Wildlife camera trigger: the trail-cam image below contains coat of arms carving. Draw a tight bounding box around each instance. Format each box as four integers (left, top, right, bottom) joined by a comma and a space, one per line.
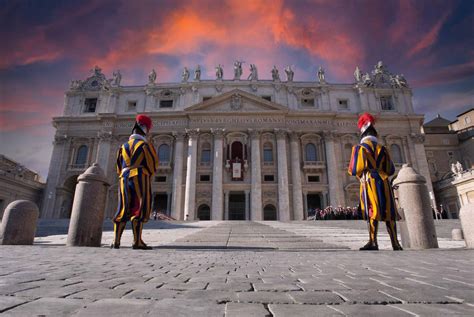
231, 94, 242, 110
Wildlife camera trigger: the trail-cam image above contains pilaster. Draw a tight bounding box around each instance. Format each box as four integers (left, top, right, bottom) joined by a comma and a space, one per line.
275, 129, 290, 221
183, 129, 199, 220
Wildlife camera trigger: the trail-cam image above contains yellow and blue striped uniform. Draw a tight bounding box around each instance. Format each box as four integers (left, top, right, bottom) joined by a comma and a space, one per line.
114, 135, 158, 224
348, 137, 396, 222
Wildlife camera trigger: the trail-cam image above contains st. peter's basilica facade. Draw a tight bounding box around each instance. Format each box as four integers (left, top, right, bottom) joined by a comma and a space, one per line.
41, 62, 432, 221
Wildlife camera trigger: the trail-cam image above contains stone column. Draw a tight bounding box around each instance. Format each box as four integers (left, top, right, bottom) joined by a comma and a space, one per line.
275, 129, 290, 221
224, 191, 229, 220
323, 132, 343, 207
166, 192, 172, 216
95, 132, 113, 176
290, 132, 304, 220
249, 129, 262, 220
211, 128, 225, 220
183, 129, 199, 220
0, 200, 39, 245
171, 132, 185, 220
245, 190, 250, 220
393, 164, 438, 249
460, 203, 474, 248
303, 192, 308, 219
410, 134, 436, 206
41, 135, 70, 218
67, 163, 110, 247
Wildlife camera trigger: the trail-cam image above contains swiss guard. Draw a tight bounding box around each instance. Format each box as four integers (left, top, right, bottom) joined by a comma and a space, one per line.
348, 113, 403, 251
112, 114, 158, 250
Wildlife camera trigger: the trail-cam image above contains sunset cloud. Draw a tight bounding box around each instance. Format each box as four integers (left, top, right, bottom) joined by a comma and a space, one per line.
0, 0, 472, 178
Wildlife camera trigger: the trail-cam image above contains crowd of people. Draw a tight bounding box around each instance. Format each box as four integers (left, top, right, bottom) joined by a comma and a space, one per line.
307, 206, 362, 220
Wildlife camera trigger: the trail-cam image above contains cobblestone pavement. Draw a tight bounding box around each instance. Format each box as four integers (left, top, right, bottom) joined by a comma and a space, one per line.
1, 221, 473, 316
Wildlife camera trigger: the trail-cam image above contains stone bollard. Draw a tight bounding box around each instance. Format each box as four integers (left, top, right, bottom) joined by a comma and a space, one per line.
393, 164, 438, 249
460, 203, 474, 248
0, 200, 39, 245
67, 163, 110, 247
451, 229, 464, 241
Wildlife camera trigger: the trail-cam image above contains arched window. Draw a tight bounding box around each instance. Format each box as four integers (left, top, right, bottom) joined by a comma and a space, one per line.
197, 204, 210, 220
158, 144, 170, 163
390, 144, 403, 164
305, 143, 317, 161
201, 142, 211, 163
263, 204, 277, 221
75, 145, 88, 165
263, 142, 273, 163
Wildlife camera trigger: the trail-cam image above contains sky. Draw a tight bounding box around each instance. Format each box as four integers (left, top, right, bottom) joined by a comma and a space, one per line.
0, 0, 473, 181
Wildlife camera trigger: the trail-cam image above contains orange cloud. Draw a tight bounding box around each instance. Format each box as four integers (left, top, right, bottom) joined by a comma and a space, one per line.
407, 12, 450, 58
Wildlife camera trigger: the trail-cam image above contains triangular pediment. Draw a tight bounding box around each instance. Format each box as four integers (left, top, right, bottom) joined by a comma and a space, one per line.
185, 89, 288, 113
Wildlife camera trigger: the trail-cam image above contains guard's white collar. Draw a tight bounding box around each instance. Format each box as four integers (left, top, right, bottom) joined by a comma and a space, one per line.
130, 134, 147, 142
361, 135, 378, 144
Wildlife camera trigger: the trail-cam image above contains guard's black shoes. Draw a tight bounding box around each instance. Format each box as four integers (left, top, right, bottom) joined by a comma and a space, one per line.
132, 243, 153, 250
392, 244, 403, 251
110, 243, 120, 249
359, 241, 379, 251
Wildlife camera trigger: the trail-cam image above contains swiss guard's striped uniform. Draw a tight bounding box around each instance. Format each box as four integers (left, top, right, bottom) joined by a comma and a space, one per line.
348, 113, 402, 251
112, 115, 158, 249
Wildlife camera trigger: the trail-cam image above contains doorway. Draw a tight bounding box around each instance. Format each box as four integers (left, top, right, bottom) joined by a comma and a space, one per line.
229, 192, 246, 220
307, 193, 322, 218
153, 193, 168, 215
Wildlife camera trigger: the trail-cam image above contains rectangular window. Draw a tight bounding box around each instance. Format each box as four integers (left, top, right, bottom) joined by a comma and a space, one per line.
159, 100, 173, 108
307, 175, 320, 182
155, 176, 167, 182
380, 96, 394, 110
301, 98, 314, 107
84, 98, 97, 113
199, 175, 211, 182
262, 96, 272, 102
127, 101, 137, 112
338, 99, 349, 109
264, 175, 275, 182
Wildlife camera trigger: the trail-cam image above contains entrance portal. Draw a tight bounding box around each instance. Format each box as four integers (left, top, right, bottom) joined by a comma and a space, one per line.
306, 193, 322, 218
228, 192, 246, 220
153, 193, 168, 215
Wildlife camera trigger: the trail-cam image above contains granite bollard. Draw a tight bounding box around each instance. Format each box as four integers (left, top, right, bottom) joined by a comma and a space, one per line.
393, 164, 438, 249
67, 163, 110, 247
0, 200, 39, 245
459, 203, 474, 248
451, 229, 464, 241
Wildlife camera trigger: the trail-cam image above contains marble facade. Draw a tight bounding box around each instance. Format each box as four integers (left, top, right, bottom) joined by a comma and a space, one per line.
41, 63, 431, 220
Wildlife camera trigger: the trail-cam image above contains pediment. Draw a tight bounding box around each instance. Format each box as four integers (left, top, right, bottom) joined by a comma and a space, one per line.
185, 89, 288, 113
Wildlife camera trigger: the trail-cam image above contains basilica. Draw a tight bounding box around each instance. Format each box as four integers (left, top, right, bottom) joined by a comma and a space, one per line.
40, 62, 432, 221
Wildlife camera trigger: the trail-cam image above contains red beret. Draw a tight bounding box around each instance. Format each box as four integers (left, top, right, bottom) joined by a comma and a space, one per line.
357, 113, 375, 133
136, 114, 152, 132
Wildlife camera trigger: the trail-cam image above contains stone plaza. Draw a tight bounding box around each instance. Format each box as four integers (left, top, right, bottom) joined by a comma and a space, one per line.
1, 220, 473, 316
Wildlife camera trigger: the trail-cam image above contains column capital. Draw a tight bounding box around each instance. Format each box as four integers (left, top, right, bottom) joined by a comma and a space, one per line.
211, 128, 226, 138
97, 131, 113, 141
53, 134, 69, 145
172, 131, 186, 141
274, 128, 289, 139
289, 131, 301, 142
322, 131, 336, 141
185, 128, 200, 139
248, 128, 262, 139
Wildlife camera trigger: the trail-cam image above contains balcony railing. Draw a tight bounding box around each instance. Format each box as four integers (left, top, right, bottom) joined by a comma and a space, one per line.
303, 160, 326, 171
68, 164, 87, 170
